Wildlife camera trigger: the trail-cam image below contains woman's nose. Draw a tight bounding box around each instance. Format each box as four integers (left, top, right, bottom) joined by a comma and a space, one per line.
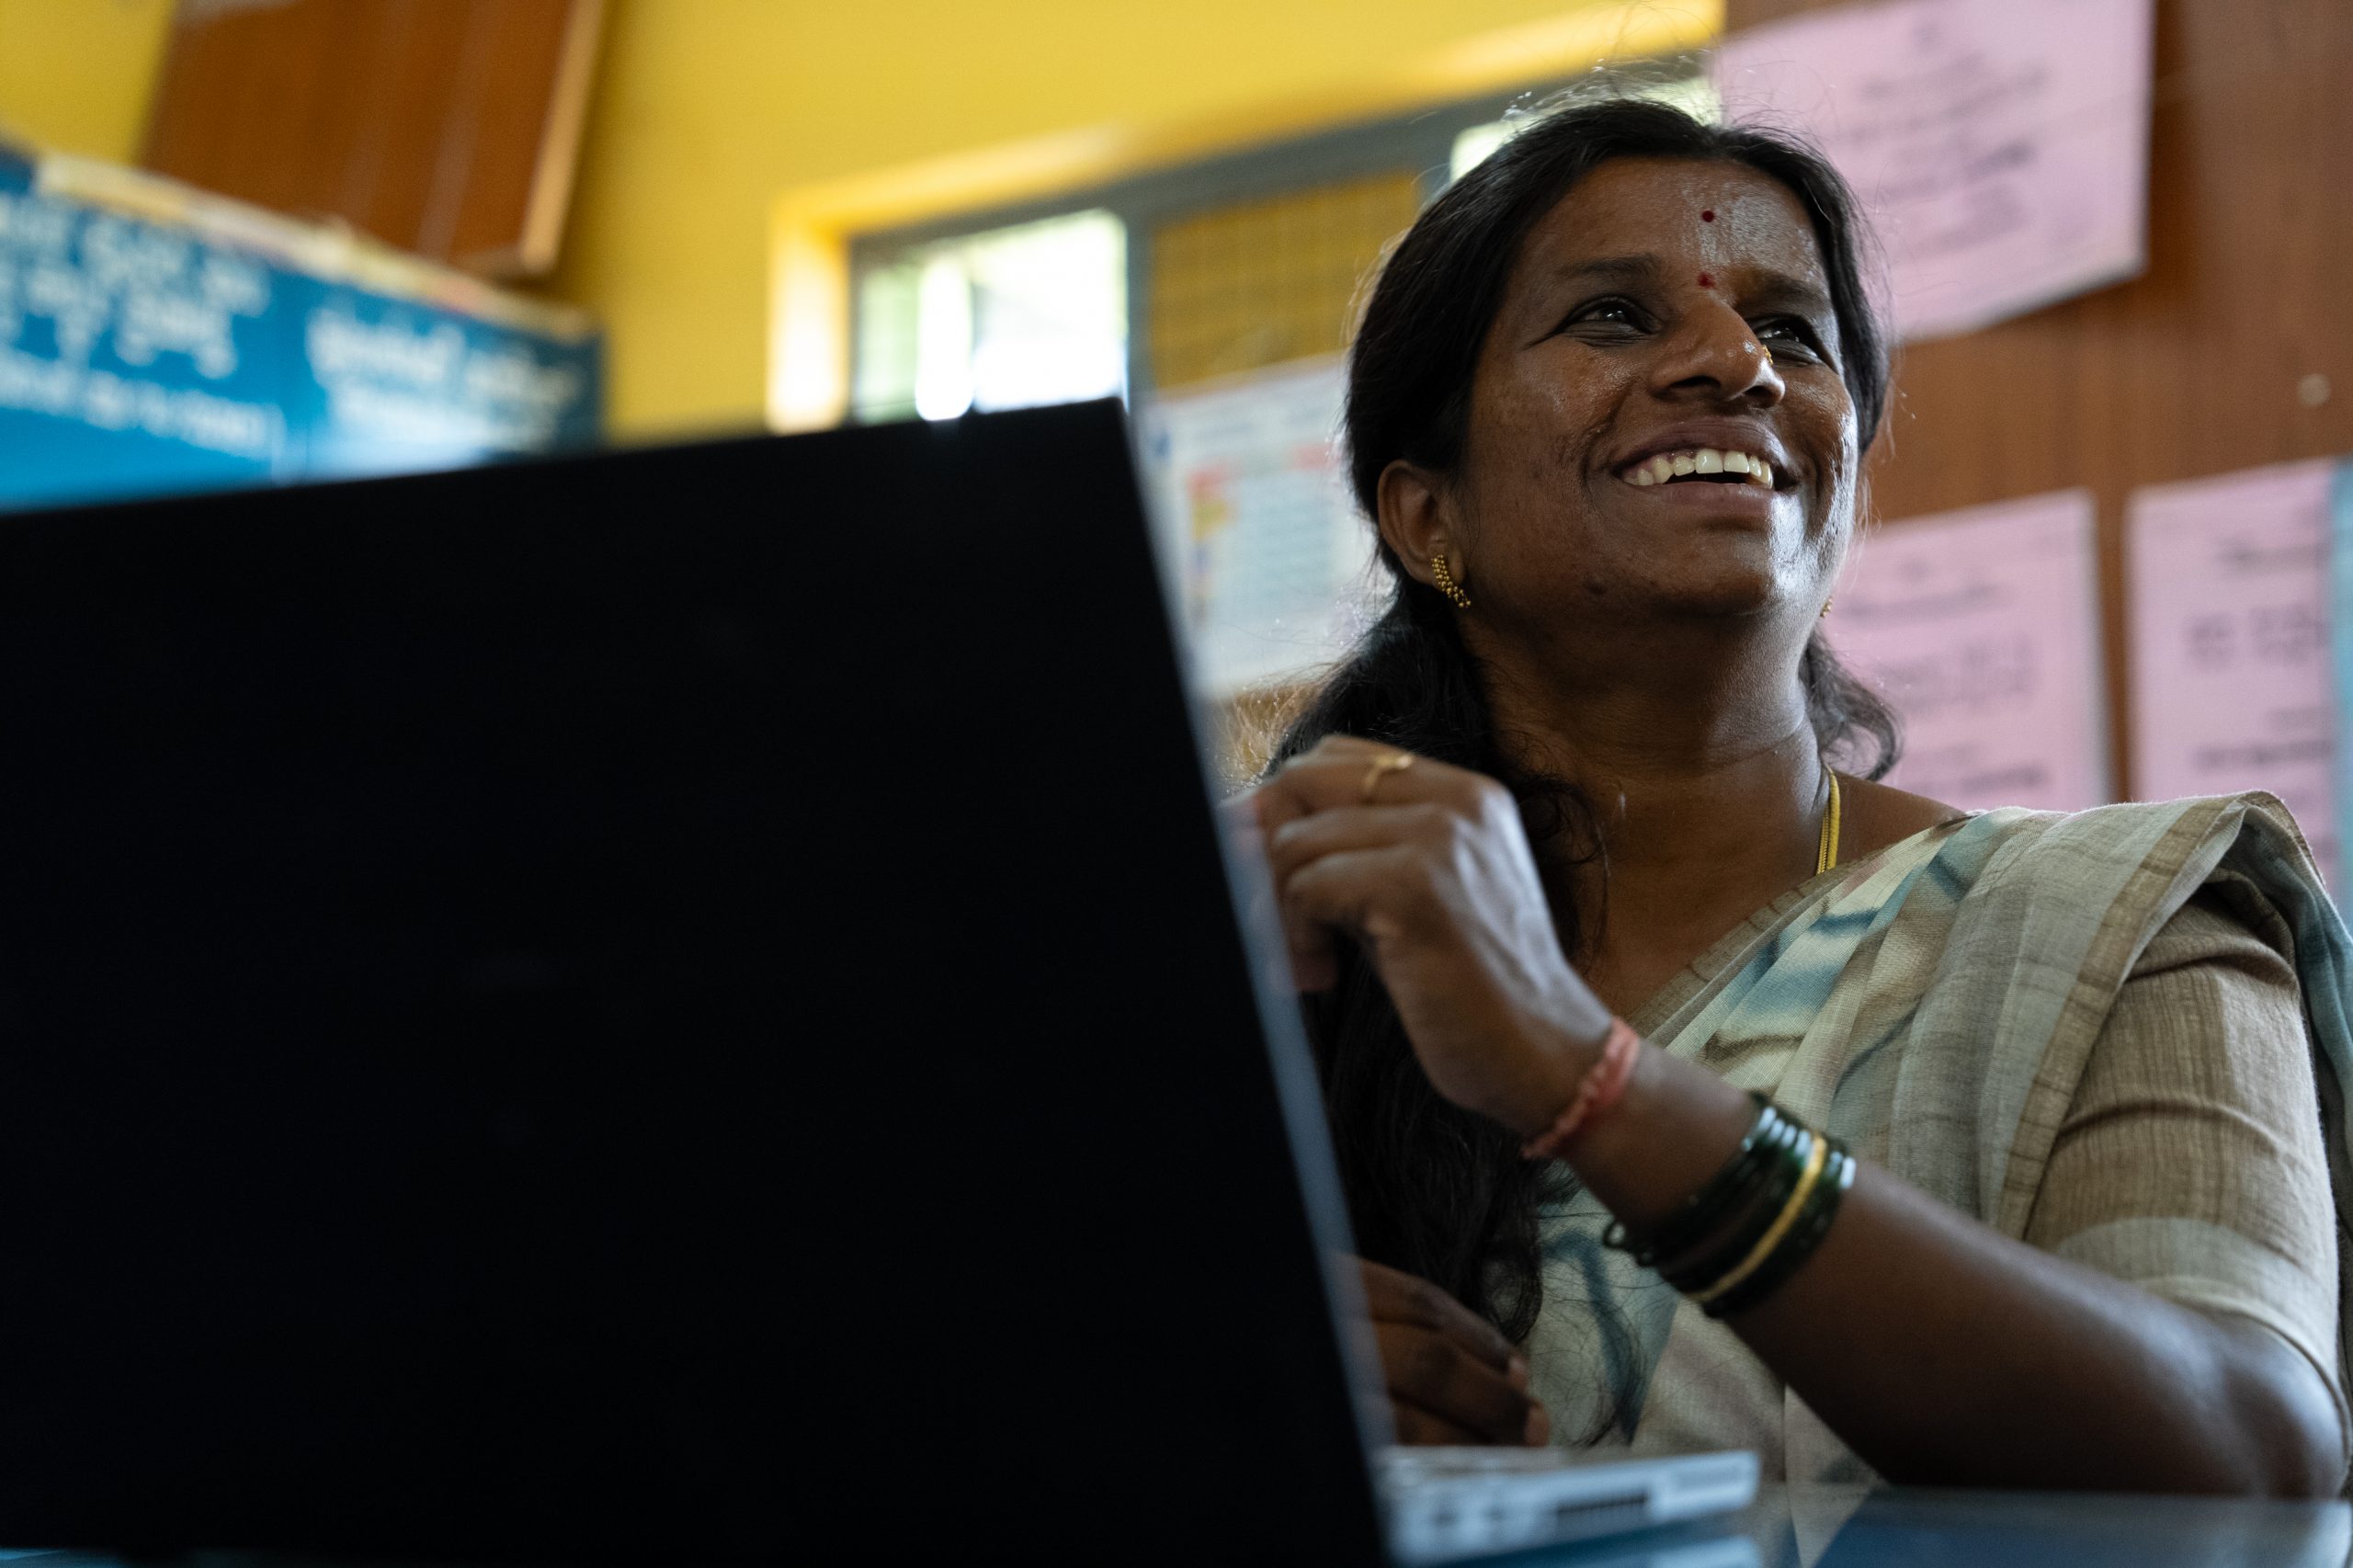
1652, 311, 1783, 404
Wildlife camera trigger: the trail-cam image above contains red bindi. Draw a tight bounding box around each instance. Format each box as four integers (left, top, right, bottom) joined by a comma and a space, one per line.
1700, 209, 1716, 222
1696, 272, 1714, 288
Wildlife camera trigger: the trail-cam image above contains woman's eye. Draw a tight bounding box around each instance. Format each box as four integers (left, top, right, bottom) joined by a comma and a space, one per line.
1756, 319, 1824, 360
1559, 298, 1648, 335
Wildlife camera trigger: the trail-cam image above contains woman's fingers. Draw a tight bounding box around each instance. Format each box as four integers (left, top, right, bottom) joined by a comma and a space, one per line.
1257, 743, 1508, 947
1356, 1259, 1550, 1447
1283, 845, 1433, 946
1266, 801, 1448, 884
1228, 787, 1340, 988
1263, 738, 1465, 819
1388, 1400, 1484, 1447
1375, 1320, 1548, 1447
1254, 732, 1603, 1135
1260, 808, 1446, 987
1359, 1257, 1519, 1372
1238, 736, 1487, 992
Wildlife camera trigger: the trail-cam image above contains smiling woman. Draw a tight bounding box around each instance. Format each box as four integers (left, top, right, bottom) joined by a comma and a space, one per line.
1242, 98, 2353, 1496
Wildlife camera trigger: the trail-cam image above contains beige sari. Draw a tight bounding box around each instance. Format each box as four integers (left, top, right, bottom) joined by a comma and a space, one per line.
1523, 793, 2353, 1484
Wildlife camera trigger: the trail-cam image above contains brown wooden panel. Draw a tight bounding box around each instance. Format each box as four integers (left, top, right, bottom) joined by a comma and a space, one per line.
140, 0, 603, 278
1727, 0, 2353, 798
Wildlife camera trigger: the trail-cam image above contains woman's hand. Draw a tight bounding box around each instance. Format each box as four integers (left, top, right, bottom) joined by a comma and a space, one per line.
1360, 1257, 1552, 1447
1248, 734, 1610, 1135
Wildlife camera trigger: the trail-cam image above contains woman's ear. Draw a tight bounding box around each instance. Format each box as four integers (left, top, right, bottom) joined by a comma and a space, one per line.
1375, 459, 1463, 591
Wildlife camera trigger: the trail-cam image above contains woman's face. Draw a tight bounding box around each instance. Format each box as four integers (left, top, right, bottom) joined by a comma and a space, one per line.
1437, 156, 1859, 633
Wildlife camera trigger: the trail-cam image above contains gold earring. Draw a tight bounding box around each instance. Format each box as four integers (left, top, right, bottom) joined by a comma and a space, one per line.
1430, 552, 1472, 610
1820, 596, 1834, 618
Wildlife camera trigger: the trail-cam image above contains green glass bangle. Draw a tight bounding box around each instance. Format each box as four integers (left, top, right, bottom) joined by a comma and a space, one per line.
1629, 1113, 1804, 1283
1660, 1123, 1816, 1296
1701, 1142, 1857, 1320
1603, 1092, 1790, 1267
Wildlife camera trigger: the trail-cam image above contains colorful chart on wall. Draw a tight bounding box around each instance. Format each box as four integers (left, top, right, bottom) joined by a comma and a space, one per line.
1135, 357, 1382, 699
1711, 0, 2154, 342
2130, 459, 2342, 892
1826, 490, 2109, 811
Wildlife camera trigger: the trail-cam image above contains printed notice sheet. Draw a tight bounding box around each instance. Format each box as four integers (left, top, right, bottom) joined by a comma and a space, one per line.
1827, 490, 2108, 811
1712, 0, 2154, 341
2131, 460, 2340, 891
1136, 358, 1380, 698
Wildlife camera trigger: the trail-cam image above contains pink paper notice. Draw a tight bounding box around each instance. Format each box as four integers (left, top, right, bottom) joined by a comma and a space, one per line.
1828, 491, 2107, 811
2127, 460, 2339, 889
1712, 0, 2153, 342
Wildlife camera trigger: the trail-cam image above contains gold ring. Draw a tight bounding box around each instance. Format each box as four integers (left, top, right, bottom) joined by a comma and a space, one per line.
1358, 752, 1415, 803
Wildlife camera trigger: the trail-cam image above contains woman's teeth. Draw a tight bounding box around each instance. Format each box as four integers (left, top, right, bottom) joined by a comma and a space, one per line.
1623, 449, 1776, 488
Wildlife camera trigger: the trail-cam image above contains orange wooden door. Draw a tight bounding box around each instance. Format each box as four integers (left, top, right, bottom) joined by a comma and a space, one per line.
140, 0, 604, 279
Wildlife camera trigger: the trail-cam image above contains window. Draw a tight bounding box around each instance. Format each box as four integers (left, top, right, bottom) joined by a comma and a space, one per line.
848, 64, 1712, 425
850, 209, 1125, 424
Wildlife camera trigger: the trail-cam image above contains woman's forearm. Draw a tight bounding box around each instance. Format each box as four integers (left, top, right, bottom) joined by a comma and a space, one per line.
1747, 1162, 2343, 1494
1561, 1043, 2347, 1495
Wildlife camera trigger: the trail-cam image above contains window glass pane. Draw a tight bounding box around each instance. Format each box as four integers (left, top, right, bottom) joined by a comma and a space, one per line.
852, 261, 921, 422
963, 210, 1125, 414
852, 209, 1125, 423
914, 253, 976, 421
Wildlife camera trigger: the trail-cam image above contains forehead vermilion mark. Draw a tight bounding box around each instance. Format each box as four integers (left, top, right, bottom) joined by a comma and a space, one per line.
1700, 209, 1716, 222
1696, 272, 1714, 288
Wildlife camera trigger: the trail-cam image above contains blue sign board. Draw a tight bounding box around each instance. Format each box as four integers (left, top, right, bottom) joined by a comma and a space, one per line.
0, 144, 601, 513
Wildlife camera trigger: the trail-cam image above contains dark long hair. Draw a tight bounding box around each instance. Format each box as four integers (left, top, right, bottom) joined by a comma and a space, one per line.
1274, 97, 1901, 1342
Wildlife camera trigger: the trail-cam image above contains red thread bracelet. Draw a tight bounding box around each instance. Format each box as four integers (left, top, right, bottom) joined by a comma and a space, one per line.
1519, 1017, 1642, 1162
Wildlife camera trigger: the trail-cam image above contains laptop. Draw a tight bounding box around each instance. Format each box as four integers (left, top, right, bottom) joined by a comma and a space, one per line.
0, 400, 1752, 1563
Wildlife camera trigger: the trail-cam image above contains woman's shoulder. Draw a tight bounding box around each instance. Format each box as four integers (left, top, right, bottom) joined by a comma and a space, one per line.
1851, 788, 2347, 1242
1842, 783, 2319, 883
1815, 787, 2328, 976
1969, 790, 2317, 879
1923, 790, 2332, 972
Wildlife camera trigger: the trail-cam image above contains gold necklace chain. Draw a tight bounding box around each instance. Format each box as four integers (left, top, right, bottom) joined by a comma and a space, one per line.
1815, 767, 1843, 877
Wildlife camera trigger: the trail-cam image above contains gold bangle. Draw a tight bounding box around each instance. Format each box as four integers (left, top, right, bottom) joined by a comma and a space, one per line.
1688, 1131, 1829, 1306
1815, 767, 1841, 876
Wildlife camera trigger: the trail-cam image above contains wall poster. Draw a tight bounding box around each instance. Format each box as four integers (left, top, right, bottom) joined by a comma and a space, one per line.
2131, 459, 2341, 891
1712, 0, 2154, 342
1826, 490, 2109, 812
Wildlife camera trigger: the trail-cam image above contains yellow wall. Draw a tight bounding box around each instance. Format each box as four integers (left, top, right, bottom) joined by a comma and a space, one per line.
0, 0, 174, 164
555, 0, 1700, 438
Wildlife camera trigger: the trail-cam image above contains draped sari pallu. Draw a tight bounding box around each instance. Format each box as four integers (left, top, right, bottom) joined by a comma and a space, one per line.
1524, 793, 2353, 1485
